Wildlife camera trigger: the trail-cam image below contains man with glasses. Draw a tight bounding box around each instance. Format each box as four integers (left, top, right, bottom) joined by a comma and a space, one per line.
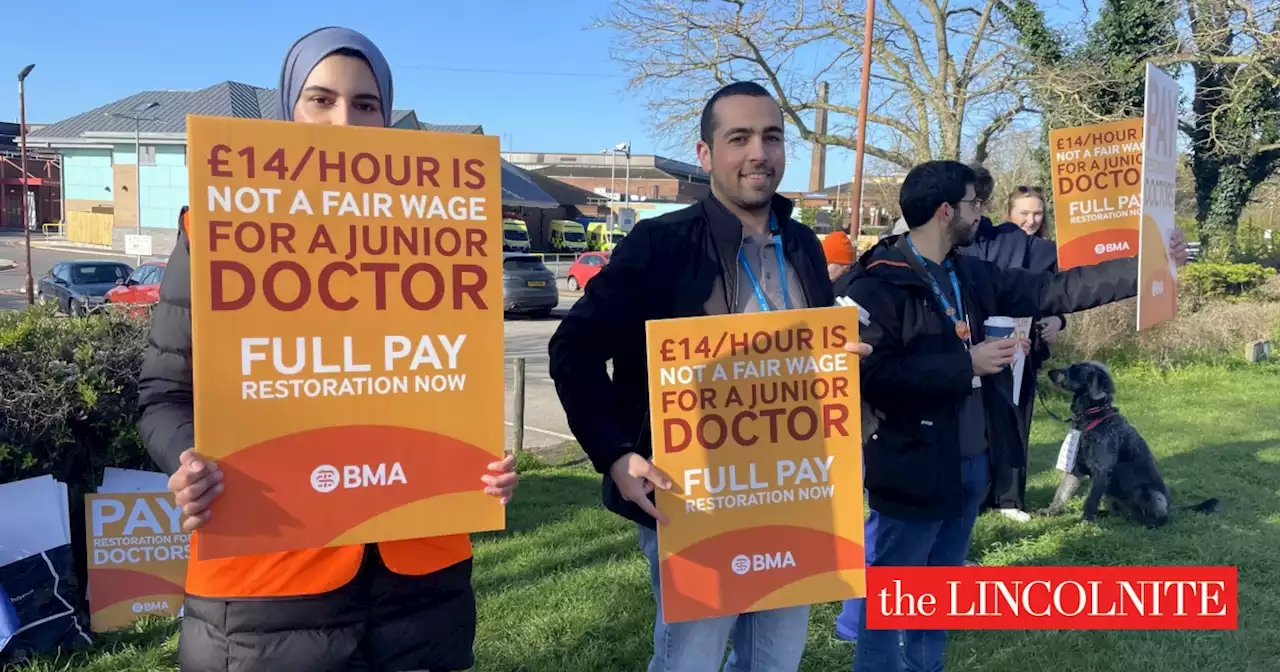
834, 160, 1188, 672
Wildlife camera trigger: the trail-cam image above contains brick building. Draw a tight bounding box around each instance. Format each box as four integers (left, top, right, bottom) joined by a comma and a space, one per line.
0, 121, 61, 230
501, 151, 710, 204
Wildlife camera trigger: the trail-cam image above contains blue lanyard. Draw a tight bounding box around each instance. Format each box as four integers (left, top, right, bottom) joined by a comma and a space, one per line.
737, 213, 790, 312
905, 235, 968, 339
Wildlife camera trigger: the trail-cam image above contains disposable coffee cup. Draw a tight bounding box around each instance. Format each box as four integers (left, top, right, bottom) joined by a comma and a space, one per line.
983, 316, 1016, 340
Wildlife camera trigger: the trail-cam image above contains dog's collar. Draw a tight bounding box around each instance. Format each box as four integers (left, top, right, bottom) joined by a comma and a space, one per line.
1076, 404, 1117, 433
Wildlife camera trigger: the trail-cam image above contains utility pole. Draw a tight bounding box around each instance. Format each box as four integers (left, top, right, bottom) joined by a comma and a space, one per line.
849, 0, 877, 238
18, 64, 35, 307
107, 101, 160, 265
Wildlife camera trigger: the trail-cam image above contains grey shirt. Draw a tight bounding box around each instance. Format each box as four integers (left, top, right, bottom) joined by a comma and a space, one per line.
734, 232, 809, 313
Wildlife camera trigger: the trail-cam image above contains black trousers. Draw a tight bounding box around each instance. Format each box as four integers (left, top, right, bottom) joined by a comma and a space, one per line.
178, 546, 475, 672
987, 375, 1037, 512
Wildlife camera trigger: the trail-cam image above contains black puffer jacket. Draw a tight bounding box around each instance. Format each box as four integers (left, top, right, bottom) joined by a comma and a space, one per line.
137, 225, 476, 672
834, 235, 1137, 521
549, 194, 835, 529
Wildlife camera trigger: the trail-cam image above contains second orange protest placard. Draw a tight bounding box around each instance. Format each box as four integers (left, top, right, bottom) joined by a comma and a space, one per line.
186, 116, 505, 559
1048, 118, 1144, 270
85, 493, 188, 632
647, 307, 866, 624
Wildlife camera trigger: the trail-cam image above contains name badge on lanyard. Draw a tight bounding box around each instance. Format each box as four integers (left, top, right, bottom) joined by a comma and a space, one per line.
738, 213, 791, 312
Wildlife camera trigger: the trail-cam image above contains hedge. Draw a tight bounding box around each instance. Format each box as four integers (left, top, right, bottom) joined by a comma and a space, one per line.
0, 302, 152, 488
0, 304, 154, 595
1178, 262, 1277, 308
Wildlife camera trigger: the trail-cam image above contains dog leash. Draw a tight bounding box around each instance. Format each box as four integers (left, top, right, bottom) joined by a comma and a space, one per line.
1036, 384, 1118, 431
1036, 384, 1071, 425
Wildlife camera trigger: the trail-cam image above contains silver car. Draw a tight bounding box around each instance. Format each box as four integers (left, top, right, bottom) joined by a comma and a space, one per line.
502, 253, 558, 318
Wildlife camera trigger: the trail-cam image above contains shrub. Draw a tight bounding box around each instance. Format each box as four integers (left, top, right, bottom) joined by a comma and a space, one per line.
1177, 262, 1276, 309
1055, 292, 1280, 366
1235, 216, 1280, 268
0, 303, 151, 492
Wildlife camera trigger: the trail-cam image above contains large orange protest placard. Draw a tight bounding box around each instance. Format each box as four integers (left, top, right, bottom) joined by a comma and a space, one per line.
85, 493, 188, 632
1048, 118, 1144, 270
647, 307, 866, 624
186, 116, 505, 559
1137, 63, 1180, 330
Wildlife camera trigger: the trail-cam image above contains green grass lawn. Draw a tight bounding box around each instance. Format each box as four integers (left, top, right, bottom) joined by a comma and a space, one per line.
11, 363, 1280, 671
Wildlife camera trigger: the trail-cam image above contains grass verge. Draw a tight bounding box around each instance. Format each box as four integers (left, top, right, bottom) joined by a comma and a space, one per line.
10, 363, 1280, 671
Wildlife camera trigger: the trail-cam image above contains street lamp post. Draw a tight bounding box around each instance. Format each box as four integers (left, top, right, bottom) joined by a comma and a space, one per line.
18, 64, 35, 307
618, 141, 631, 205
107, 101, 160, 265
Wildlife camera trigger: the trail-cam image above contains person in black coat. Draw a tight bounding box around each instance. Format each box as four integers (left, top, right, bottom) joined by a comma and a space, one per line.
835, 160, 1188, 672
957, 175, 1062, 522
549, 81, 872, 671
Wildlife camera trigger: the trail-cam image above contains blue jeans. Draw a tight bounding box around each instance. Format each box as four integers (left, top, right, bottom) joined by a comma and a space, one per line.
637, 524, 810, 672
835, 506, 877, 641
851, 452, 990, 672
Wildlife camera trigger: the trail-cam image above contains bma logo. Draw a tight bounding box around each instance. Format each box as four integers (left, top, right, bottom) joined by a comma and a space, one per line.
1152, 280, 1165, 296
311, 463, 408, 493
730, 552, 797, 575
132, 601, 170, 614
310, 465, 340, 493
1094, 241, 1132, 255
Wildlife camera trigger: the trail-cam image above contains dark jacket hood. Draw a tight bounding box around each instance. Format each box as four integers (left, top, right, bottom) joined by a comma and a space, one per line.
840, 232, 934, 292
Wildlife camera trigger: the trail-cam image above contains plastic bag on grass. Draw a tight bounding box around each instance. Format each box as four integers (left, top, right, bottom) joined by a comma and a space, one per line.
0, 545, 93, 665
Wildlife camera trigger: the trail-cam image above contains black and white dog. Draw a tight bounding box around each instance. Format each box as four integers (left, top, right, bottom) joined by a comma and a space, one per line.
1043, 361, 1218, 527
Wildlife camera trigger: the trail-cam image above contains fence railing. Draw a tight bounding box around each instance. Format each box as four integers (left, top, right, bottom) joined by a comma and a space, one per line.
526, 252, 581, 280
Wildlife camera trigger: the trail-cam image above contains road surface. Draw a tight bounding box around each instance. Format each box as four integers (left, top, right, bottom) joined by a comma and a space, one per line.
0, 232, 585, 454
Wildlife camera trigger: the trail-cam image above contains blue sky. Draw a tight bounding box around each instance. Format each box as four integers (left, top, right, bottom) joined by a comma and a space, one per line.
4, 0, 1097, 193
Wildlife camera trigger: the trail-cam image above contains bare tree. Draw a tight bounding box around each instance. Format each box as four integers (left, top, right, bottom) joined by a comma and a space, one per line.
594, 0, 1036, 170
1007, 0, 1280, 259
983, 127, 1044, 208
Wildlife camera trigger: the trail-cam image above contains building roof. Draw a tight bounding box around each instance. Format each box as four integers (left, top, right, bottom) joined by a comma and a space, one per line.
27, 81, 432, 143
522, 170, 604, 206
500, 161, 560, 208
531, 165, 684, 182
421, 123, 484, 135
503, 151, 709, 184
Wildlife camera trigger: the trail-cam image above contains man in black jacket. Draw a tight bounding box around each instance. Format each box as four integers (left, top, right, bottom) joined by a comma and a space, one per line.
549, 81, 869, 671
836, 160, 1185, 672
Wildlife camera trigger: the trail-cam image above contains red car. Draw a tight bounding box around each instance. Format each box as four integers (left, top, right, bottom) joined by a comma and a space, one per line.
566, 251, 609, 291
104, 260, 167, 316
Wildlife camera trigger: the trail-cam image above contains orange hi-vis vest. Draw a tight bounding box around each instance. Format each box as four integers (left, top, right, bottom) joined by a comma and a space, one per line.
185, 534, 473, 599
176, 208, 472, 598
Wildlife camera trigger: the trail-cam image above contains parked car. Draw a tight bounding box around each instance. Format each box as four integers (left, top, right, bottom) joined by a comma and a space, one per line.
502, 253, 558, 318
104, 260, 167, 316
37, 260, 134, 316
566, 251, 610, 291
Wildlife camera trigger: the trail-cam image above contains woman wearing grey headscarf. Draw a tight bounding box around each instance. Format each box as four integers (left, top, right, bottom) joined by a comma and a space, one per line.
138, 26, 517, 672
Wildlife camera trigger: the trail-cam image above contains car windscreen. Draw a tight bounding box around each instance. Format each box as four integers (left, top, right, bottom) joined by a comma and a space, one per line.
71, 264, 130, 285
503, 257, 548, 272
504, 229, 529, 241
564, 230, 586, 242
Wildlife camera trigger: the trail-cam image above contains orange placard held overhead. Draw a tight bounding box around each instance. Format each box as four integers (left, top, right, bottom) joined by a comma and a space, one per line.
186, 115, 505, 559
1137, 63, 1181, 330
1048, 118, 1144, 270
85, 493, 188, 632
646, 307, 866, 624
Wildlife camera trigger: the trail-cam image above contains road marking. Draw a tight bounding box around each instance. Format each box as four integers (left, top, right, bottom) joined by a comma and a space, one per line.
505, 422, 575, 441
